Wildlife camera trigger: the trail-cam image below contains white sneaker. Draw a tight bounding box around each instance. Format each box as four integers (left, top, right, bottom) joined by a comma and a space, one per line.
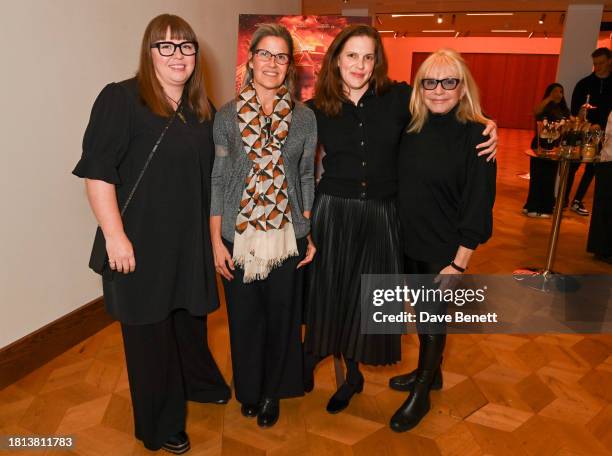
526, 212, 552, 218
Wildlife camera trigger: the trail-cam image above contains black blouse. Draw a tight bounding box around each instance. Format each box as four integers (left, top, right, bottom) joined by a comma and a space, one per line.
398, 108, 496, 264
308, 82, 412, 199
73, 78, 219, 324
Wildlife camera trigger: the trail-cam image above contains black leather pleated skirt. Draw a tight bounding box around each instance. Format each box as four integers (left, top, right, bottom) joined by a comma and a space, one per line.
303, 193, 402, 365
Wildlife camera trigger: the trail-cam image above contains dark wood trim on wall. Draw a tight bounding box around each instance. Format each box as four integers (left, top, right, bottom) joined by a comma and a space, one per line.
0, 297, 113, 390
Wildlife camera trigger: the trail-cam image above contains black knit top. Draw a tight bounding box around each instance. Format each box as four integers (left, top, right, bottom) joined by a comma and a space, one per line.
397, 107, 497, 263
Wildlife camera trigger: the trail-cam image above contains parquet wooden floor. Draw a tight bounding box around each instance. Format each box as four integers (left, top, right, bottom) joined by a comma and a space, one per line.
1, 129, 611, 455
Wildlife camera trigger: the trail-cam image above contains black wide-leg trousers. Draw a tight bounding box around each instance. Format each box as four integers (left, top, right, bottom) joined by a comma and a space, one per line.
121, 310, 230, 451
222, 238, 306, 406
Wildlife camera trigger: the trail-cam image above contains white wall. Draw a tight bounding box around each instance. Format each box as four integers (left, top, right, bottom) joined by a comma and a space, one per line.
556, 4, 604, 106
0, 0, 301, 348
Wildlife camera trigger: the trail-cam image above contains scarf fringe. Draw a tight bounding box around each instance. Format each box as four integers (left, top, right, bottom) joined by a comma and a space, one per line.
233, 248, 299, 283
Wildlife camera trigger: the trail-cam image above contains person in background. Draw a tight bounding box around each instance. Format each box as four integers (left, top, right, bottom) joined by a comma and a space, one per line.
390, 49, 496, 432
302, 24, 498, 416
523, 83, 570, 218
587, 110, 612, 263
210, 23, 317, 428
73, 14, 230, 454
566, 47, 611, 216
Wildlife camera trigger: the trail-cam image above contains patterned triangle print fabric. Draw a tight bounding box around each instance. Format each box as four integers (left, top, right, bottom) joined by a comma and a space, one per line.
233, 83, 298, 282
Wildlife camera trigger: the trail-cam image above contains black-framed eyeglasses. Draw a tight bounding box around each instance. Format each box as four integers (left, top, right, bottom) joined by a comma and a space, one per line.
151, 41, 198, 57
253, 49, 291, 65
421, 78, 461, 90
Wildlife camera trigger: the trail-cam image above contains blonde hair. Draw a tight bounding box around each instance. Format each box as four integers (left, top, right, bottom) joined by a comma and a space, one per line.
408, 49, 487, 133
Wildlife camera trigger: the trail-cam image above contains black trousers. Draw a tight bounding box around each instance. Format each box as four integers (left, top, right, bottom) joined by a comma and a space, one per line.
121, 310, 230, 451
222, 238, 306, 405
566, 162, 595, 204
587, 162, 612, 257
405, 257, 449, 335
524, 157, 558, 213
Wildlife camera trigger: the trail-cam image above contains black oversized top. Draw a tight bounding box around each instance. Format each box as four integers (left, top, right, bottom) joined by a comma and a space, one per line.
73, 78, 219, 324
398, 108, 496, 263
308, 82, 412, 199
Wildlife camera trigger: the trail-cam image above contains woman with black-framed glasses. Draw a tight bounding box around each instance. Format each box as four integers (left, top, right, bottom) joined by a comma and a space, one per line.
210, 23, 317, 428
73, 14, 229, 453
390, 48, 496, 432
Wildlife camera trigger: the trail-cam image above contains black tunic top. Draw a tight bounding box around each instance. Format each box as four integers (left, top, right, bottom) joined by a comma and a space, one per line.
308, 82, 412, 199
398, 108, 496, 263
73, 78, 219, 324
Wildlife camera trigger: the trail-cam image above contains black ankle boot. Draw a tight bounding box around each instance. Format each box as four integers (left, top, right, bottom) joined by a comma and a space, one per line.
161, 431, 190, 454
389, 357, 443, 392
389, 334, 446, 432
389, 374, 433, 432
326, 378, 364, 414
257, 398, 280, 428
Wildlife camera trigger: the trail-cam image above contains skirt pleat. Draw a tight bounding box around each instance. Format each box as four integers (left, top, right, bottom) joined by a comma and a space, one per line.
304, 193, 402, 365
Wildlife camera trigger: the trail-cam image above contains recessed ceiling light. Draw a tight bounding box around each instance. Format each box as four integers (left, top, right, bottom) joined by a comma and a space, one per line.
467, 12, 514, 16
437, 14, 443, 24
539, 13, 546, 24
391, 14, 435, 17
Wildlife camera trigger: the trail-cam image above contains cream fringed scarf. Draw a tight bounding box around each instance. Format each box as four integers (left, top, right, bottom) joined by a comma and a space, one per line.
233, 83, 298, 282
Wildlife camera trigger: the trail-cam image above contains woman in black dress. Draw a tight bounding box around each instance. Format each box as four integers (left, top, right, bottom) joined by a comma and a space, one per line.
523, 83, 570, 217
303, 25, 497, 415
73, 14, 229, 453
390, 49, 496, 432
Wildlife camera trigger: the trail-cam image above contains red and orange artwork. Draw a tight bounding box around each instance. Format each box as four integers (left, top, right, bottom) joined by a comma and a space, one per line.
236, 14, 368, 101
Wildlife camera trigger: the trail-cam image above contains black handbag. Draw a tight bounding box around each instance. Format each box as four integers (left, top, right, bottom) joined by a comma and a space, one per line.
88, 104, 182, 276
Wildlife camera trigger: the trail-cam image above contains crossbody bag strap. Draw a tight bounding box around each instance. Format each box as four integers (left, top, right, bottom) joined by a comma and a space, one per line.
119, 102, 182, 216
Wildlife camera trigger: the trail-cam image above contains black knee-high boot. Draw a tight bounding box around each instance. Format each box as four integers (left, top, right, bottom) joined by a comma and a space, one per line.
326, 358, 364, 414
388, 334, 443, 392
303, 351, 322, 393
390, 334, 446, 432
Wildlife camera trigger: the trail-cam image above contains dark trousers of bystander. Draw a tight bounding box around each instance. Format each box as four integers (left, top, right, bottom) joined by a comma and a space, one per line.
565, 162, 595, 205
588, 162, 612, 258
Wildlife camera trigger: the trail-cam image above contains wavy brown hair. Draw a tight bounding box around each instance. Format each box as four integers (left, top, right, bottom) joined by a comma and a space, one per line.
137, 14, 211, 121
314, 24, 391, 116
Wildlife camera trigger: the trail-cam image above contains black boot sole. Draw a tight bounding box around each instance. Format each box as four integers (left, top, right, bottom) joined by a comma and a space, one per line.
162, 443, 191, 454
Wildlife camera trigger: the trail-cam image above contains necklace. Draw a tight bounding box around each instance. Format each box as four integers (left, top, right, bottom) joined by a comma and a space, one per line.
164, 92, 186, 123
165, 93, 181, 106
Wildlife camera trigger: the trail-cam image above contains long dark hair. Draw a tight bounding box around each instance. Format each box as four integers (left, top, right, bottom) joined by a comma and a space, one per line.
137, 14, 211, 121
314, 24, 391, 116
542, 82, 570, 117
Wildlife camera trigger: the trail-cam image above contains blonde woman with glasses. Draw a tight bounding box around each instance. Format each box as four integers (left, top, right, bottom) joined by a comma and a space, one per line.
390, 49, 496, 432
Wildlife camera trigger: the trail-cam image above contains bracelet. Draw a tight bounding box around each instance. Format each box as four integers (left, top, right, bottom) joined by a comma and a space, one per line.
450, 261, 466, 273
